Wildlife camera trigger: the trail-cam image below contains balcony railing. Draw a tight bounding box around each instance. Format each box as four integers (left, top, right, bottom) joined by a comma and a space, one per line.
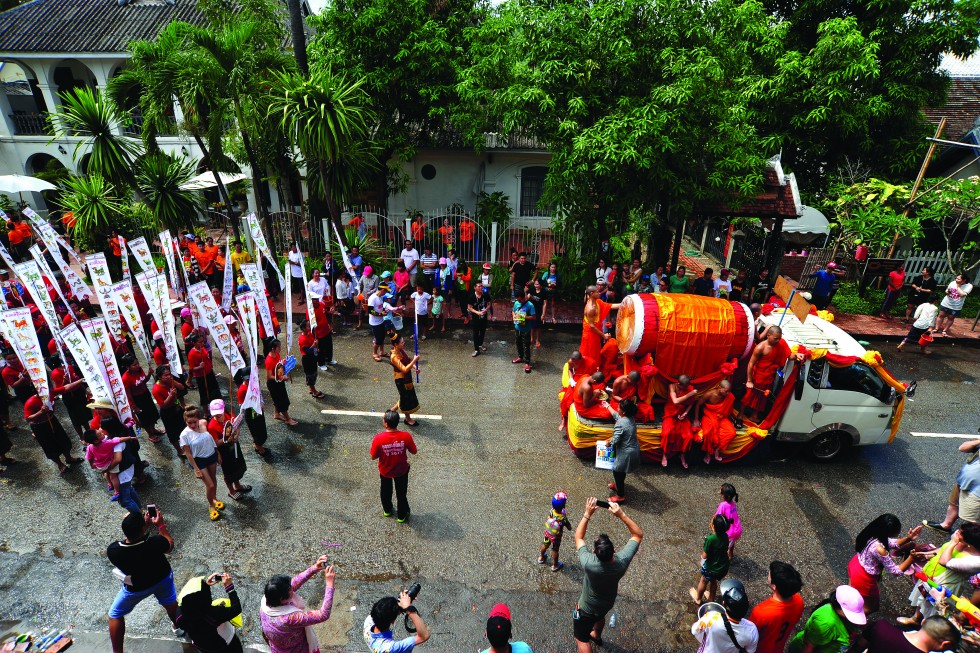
122, 114, 179, 137
9, 113, 50, 135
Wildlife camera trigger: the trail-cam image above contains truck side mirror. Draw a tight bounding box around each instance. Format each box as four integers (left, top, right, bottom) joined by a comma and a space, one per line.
905, 380, 917, 399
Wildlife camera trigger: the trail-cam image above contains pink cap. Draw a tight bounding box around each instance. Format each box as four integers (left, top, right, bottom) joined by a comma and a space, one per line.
152, 330, 163, 340
826, 262, 837, 269
363, 265, 373, 276
439, 257, 447, 265
835, 585, 866, 625
180, 307, 192, 318
208, 399, 225, 416
223, 315, 236, 325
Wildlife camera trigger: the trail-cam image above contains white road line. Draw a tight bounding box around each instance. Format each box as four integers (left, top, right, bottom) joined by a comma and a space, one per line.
909, 432, 978, 439
320, 409, 443, 420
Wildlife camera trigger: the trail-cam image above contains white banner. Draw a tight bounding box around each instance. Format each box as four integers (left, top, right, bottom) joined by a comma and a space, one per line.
187, 281, 246, 377
127, 236, 155, 273
13, 260, 61, 341
23, 208, 82, 267
43, 239, 91, 300
119, 236, 130, 281
80, 317, 133, 423
331, 221, 360, 286
135, 271, 182, 376
2, 307, 50, 406
298, 243, 316, 333
109, 280, 151, 363
86, 252, 124, 340
60, 322, 111, 402
240, 263, 274, 336
235, 292, 263, 414
0, 238, 16, 272
246, 212, 286, 287
285, 259, 293, 354
159, 230, 181, 297
29, 245, 75, 320
221, 239, 233, 311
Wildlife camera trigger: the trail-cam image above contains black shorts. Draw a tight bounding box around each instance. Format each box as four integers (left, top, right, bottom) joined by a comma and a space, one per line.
371, 323, 387, 345
573, 608, 606, 642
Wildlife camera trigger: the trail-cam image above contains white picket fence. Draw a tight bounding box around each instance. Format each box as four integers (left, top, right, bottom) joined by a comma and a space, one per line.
897, 250, 971, 285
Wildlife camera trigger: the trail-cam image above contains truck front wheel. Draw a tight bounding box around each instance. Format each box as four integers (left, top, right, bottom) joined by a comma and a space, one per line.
806, 431, 849, 462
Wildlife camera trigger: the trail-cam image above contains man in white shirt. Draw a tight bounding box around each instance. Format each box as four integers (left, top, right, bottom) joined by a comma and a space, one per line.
287, 244, 304, 305
691, 579, 759, 653
400, 240, 420, 287
410, 283, 431, 340
367, 285, 388, 361
897, 296, 939, 354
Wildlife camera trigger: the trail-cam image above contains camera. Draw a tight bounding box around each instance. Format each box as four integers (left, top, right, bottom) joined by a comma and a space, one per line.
406, 583, 421, 601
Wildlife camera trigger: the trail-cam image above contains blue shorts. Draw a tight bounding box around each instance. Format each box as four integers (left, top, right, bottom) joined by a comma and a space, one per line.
108, 570, 177, 618
700, 561, 728, 582
941, 307, 961, 317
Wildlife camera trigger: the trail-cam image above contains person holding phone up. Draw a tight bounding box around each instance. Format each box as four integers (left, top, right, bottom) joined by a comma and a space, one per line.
260, 555, 337, 653
176, 572, 243, 653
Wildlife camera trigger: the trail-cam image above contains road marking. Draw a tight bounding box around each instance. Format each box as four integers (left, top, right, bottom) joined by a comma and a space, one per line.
320, 409, 443, 420
909, 432, 978, 440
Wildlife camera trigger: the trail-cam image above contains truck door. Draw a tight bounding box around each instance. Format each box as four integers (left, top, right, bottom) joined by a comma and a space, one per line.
811, 358, 892, 444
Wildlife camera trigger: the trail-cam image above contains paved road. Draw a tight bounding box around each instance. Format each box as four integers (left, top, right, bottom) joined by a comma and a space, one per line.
1, 325, 978, 652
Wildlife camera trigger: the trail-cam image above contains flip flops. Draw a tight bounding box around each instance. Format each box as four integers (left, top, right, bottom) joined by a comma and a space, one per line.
209, 508, 220, 521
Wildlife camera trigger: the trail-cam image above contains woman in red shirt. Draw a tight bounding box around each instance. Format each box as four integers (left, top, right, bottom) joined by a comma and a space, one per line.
25, 393, 80, 473
121, 354, 163, 441
206, 399, 250, 501
264, 339, 298, 425
235, 369, 267, 456
298, 320, 325, 399
152, 365, 187, 458
187, 333, 221, 406
50, 353, 91, 437
312, 298, 334, 368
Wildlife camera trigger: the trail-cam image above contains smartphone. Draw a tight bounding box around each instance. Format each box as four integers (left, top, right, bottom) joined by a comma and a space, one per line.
147, 504, 158, 519
595, 500, 610, 509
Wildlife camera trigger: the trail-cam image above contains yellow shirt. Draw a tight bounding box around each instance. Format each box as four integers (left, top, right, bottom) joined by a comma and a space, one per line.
230, 250, 252, 274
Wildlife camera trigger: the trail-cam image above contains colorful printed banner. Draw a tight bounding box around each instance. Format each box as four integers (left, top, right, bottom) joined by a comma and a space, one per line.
159, 230, 181, 298
109, 280, 151, 363
120, 235, 130, 281
188, 281, 246, 377
0, 238, 16, 272
80, 317, 133, 424
298, 242, 316, 333
246, 212, 286, 287
240, 263, 274, 336
235, 292, 263, 414
60, 322, 111, 402
13, 260, 61, 341
48, 240, 91, 300
285, 259, 293, 354
127, 236, 155, 273
135, 271, 182, 376
86, 252, 124, 340
222, 239, 233, 311
23, 208, 83, 266
2, 307, 50, 406
29, 245, 75, 319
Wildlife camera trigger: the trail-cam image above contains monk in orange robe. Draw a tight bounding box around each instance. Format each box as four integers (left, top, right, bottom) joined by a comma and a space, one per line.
559, 351, 599, 431
611, 371, 656, 422
600, 336, 623, 382
572, 372, 613, 421
661, 374, 697, 469
696, 380, 737, 463
581, 285, 618, 365
740, 325, 792, 422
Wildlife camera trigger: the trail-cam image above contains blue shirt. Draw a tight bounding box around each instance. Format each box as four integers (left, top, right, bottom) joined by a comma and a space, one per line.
812, 270, 836, 296
363, 615, 415, 653
958, 459, 980, 496
513, 300, 535, 332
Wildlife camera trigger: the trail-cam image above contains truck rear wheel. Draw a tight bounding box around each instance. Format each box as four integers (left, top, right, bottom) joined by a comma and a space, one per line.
806, 431, 849, 462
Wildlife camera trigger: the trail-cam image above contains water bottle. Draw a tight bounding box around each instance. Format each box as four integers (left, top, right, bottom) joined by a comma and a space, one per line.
608, 613, 617, 628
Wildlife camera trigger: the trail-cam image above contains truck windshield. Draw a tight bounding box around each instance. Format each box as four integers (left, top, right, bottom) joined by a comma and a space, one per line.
825, 362, 887, 402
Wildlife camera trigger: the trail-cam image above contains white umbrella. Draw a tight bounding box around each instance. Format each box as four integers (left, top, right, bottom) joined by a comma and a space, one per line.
179, 171, 248, 191
0, 174, 57, 194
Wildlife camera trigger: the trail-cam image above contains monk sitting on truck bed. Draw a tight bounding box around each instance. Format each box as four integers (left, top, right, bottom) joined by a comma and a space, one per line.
574, 371, 613, 421
559, 351, 600, 432
739, 325, 792, 424
661, 374, 698, 469
696, 380, 737, 464
611, 371, 656, 422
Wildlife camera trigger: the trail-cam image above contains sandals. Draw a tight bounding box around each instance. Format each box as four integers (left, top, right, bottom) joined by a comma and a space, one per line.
312, 391, 326, 399
404, 419, 418, 426
148, 434, 162, 443
372, 355, 383, 362
240, 484, 252, 493
213, 500, 225, 510
209, 508, 221, 521
229, 491, 243, 501
551, 561, 564, 572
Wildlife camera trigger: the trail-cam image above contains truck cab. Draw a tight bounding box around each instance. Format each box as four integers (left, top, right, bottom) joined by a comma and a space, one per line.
763, 312, 907, 460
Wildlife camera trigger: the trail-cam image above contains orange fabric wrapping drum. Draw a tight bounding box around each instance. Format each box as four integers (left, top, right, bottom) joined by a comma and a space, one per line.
615, 294, 754, 379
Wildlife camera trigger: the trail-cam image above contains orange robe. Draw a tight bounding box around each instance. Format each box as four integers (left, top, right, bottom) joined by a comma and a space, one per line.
560, 356, 599, 419
572, 378, 612, 421
612, 384, 656, 423
743, 339, 791, 412
661, 398, 695, 454
600, 337, 623, 382
580, 299, 611, 365
701, 393, 737, 452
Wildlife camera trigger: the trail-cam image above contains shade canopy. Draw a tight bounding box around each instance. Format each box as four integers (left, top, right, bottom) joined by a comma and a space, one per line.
771, 205, 830, 245
0, 174, 57, 193
179, 171, 248, 191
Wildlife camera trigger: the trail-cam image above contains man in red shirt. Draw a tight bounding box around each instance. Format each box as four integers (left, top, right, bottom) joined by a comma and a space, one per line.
187, 333, 221, 406
879, 263, 906, 319
748, 561, 804, 653
369, 410, 418, 523
411, 215, 425, 243
312, 296, 334, 369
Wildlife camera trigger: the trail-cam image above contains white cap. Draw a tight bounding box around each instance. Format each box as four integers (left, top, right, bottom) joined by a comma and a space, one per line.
223, 315, 236, 325
208, 399, 225, 416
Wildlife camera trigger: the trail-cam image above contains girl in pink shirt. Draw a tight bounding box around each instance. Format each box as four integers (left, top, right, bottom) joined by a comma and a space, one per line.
715, 483, 742, 559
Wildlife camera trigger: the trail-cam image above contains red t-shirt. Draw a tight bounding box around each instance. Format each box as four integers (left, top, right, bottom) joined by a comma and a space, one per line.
181, 322, 194, 341
459, 220, 476, 241
62, 313, 75, 327
888, 269, 906, 292
370, 430, 417, 478
51, 366, 70, 395
207, 414, 231, 444
151, 382, 173, 407
748, 593, 804, 653
298, 332, 315, 355
187, 346, 212, 378
24, 394, 42, 421
153, 346, 166, 366
2, 363, 24, 387
122, 368, 149, 395
237, 382, 247, 405
264, 352, 280, 376
313, 303, 331, 338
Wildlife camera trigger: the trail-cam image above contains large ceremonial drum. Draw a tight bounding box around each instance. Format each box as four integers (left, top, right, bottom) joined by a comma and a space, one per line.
615, 294, 754, 379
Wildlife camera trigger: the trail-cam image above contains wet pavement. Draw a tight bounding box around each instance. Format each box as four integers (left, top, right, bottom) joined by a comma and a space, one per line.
1, 325, 979, 652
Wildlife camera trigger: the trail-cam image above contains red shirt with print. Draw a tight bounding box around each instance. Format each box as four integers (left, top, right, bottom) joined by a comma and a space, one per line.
370, 429, 417, 478
187, 346, 212, 378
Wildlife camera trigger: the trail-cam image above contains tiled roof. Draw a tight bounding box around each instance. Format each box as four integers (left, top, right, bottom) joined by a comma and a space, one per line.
0, 0, 205, 54
923, 77, 980, 139
701, 158, 803, 220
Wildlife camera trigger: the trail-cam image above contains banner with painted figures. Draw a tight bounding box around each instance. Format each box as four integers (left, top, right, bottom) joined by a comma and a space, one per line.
298, 242, 316, 333
86, 252, 124, 340
246, 212, 285, 287
240, 263, 275, 336
13, 260, 61, 342
222, 239, 234, 311
29, 245, 75, 320
187, 281, 246, 377
120, 235, 130, 281
23, 207, 82, 266
2, 307, 50, 406
109, 280, 151, 363
159, 230, 182, 298
135, 271, 183, 376
235, 291, 263, 414
60, 322, 112, 403
80, 317, 133, 424
127, 236, 156, 273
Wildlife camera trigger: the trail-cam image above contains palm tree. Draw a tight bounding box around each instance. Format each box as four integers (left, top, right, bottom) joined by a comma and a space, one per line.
182, 20, 296, 250
268, 66, 376, 245
285, 0, 309, 75
47, 87, 141, 190
135, 152, 203, 232
58, 174, 126, 240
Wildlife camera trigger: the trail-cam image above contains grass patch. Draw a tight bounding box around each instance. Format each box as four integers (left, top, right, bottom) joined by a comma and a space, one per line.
831, 281, 980, 317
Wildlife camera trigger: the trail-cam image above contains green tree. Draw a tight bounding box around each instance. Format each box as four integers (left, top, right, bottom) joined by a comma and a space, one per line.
135, 153, 204, 232
761, 0, 980, 187
915, 176, 980, 272
823, 178, 922, 256
309, 0, 482, 206
57, 174, 127, 242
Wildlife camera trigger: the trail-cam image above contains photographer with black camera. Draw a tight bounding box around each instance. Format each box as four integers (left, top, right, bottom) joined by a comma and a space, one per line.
175, 572, 243, 653
363, 584, 431, 652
